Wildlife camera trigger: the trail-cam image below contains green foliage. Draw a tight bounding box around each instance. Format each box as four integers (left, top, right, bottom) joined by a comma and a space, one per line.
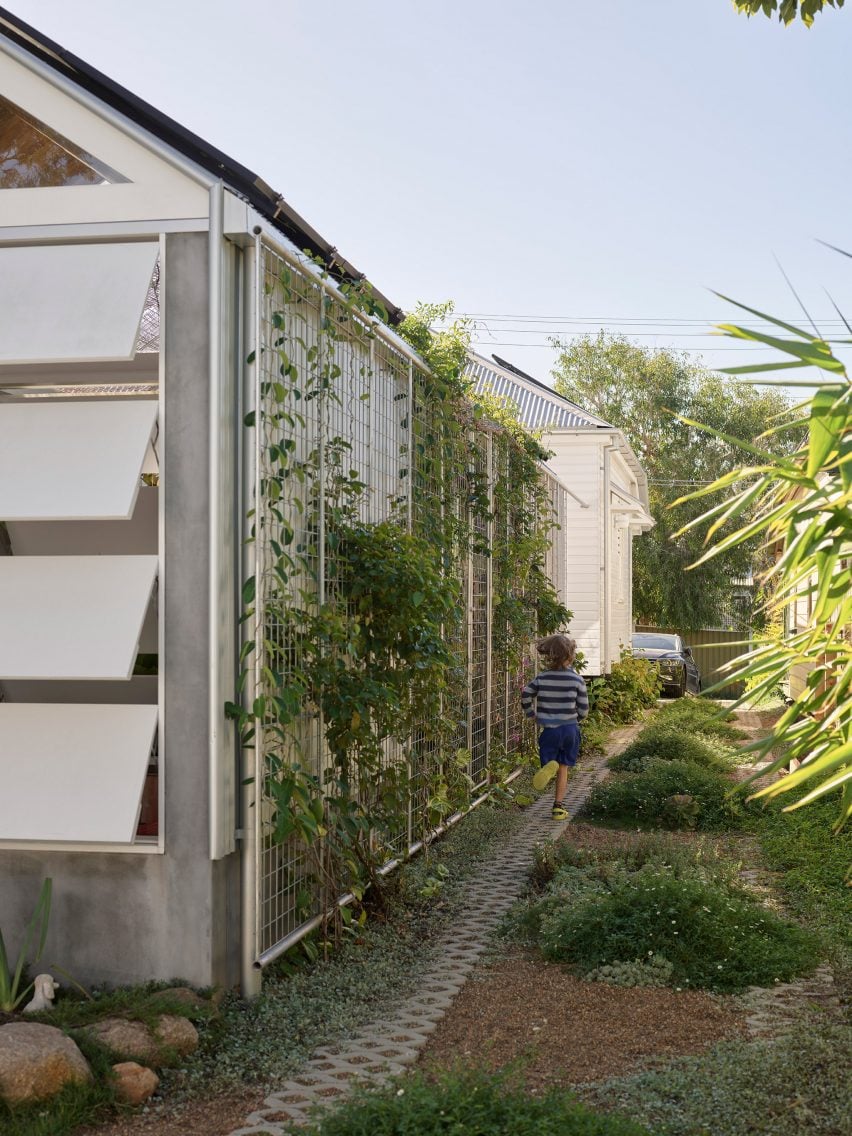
179, 802, 526, 1093
733, 0, 845, 26
748, 796, 852, 957
676, 284, 852, 831
653, 697, 747, 742
537, 866, 817, 992
232, 281, 566, 937
607, 725, 735, 772
584, 1021, 852, 1136
551, 333, 799, 629
585, 954, 674, 988
0, 877, 51, 1012
586, 651, 661, 724
291, 1068, 653, 1136
581, 759, 744, 830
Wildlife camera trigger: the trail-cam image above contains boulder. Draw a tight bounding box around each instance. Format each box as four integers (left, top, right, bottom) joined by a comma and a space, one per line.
84, 1017, 159, 1063
84, 1014, 198, 1064
112, 1061, 159, 1105
155, 1014, 199, 1057
0, 1021, 92, 1105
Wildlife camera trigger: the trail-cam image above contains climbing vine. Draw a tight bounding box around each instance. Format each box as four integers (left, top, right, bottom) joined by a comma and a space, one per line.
228, 268, 571, 946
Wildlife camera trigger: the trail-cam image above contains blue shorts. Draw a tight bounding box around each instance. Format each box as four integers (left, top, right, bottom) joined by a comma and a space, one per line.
538, 722, 581, 768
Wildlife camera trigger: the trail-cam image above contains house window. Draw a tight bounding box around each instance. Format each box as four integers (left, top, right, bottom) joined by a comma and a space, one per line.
0, 94, 127, 188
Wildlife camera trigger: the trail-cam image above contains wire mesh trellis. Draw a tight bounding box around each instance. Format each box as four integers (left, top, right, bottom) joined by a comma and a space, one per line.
251, 242, 569, 962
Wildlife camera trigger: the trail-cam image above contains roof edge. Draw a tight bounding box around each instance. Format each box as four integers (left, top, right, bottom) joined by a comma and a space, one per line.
0, 6, 404, 324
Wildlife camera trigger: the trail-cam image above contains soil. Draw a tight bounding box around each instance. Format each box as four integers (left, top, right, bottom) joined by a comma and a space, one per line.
419, 951, 746, 1089
74, 1090, 263, 1136
418, 821, 748, 1089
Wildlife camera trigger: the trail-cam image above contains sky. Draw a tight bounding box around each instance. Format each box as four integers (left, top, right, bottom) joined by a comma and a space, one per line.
8, 0, 852, 386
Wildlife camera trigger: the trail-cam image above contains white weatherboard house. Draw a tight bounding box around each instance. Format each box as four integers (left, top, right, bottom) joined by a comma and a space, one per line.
0, 13, 571, 996
468, 353, 654, 675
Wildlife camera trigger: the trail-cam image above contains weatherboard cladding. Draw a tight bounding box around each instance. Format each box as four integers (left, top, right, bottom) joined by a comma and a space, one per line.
466, 358, 604, 431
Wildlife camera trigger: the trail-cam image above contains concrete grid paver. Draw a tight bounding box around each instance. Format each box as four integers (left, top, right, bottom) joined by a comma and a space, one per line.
226, 724, 642, 1135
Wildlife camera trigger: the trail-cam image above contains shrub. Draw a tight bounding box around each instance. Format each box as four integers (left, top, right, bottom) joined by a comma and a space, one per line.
538, 868, 818, 992
587, 652, 661, 725
607, 726, 734, 772
294, 1068, 654, 1135
581, 759, 743, 830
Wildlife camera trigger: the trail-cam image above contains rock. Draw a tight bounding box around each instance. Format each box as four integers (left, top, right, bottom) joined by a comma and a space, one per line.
84, 1018, 159, 1063
0, 1022, 92, 1105
154, 1014, 198, 1057
85, 1014, 198, 1064
112, 1061, 159, 1105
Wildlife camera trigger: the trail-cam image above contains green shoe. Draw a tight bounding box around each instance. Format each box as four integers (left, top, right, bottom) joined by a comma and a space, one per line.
533, 760, 559, 791
551, 803, 570, 821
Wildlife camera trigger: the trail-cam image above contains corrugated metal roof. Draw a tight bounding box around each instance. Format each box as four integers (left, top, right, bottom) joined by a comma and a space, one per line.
466, 354, 610, 431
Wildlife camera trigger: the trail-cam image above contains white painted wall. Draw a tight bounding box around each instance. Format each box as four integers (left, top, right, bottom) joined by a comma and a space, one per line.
541, 431, 603, 675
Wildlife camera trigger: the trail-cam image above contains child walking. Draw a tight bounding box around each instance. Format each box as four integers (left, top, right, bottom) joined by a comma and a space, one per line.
521, 634, 588, 820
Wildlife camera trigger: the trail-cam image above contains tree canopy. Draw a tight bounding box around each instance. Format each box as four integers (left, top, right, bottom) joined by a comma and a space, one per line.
551, 333, 800, 631
733, 0, 844, 25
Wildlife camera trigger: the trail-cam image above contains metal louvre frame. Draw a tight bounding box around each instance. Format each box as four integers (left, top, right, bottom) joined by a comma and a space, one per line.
250, 242, 570, 965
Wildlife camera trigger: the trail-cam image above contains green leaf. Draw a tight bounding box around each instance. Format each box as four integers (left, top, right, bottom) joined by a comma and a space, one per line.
807, 386, 846, 478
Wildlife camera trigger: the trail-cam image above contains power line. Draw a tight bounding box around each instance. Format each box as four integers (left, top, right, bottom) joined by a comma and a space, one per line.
451, 312, 847, 324
468, 339, 778, 352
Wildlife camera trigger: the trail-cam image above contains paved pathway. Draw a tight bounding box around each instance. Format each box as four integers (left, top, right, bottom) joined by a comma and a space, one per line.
227, 724, 642, 1135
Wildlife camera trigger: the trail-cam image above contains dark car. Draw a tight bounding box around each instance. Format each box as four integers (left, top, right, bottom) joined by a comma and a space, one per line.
631, 633, 701, 697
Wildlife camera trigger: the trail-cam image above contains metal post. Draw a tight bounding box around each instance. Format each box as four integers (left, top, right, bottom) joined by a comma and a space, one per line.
485, 433, 493, 781
239, 231, 263, 997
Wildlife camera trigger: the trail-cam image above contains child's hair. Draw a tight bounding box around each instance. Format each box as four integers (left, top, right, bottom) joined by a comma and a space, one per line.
536, 633, 576, 669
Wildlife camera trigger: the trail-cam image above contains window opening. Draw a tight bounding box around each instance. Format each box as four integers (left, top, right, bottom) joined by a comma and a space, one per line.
0, 94, 128, 188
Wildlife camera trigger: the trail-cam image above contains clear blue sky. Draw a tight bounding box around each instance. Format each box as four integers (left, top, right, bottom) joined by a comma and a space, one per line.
10, 0, 852, 384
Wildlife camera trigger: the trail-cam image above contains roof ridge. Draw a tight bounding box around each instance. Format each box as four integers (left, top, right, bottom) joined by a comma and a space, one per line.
466, 352, 612, 429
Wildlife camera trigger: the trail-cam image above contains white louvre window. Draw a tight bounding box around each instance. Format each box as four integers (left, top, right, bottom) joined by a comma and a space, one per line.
0, 555, 158, 680
0, 242, 159, 364
0, 704, 157, 843
0, 401, 157, 520
0, 93, 128, 188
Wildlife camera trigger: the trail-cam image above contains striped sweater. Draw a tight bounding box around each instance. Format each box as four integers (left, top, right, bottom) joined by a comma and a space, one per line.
521, 667, 589, 726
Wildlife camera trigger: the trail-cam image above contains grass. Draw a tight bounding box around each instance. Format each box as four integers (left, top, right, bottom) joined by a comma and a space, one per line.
581, 1020, 851, 1136
746, 796, 852, 962
287, 1068, 654, 1136
607, 726, 735, 773
0, 1031, 118, 1136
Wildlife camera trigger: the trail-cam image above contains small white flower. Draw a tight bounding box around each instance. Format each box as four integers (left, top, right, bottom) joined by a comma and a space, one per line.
397, 1089, 405, 1097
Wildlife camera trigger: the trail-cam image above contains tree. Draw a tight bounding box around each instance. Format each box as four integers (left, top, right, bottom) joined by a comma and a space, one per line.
678, 293, 851, 834
551, 333, 799, 630
733, 0, 845, 25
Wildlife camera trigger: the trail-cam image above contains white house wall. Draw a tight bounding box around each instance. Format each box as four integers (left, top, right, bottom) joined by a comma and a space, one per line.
540, 431, 603, 674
